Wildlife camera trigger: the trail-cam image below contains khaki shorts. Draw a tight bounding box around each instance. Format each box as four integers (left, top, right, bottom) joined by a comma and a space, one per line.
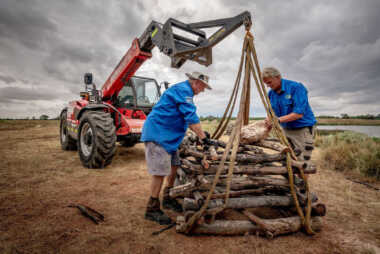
284, 126, 315, 162
144, 142, 180, 176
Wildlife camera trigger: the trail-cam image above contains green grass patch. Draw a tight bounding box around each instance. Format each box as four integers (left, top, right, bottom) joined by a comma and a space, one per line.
316, 132, 380, 179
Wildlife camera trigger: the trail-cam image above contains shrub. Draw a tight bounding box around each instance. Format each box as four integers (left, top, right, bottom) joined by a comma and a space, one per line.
317, 132, 380, 179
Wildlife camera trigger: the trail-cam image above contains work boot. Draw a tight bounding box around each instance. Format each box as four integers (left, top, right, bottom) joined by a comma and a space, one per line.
162, 187, 183, 213
145, 197, 172, 225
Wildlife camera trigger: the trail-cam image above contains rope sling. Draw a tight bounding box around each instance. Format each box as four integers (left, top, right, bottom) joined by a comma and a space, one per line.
178, 28, 315, 235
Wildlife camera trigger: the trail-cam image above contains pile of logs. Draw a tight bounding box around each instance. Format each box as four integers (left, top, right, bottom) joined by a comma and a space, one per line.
171, 133, 325, 237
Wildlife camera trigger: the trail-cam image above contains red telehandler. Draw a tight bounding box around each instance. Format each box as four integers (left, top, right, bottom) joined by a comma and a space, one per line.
60, 11, 252, 168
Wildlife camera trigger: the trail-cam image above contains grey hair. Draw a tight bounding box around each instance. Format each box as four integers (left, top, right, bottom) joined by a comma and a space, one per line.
262, 67, 281, 78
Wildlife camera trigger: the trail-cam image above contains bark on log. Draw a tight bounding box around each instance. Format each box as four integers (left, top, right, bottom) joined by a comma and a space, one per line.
170, 179, 199, 198
208, 146, 218, 160
181, 148, 286, 164
193, 191, 204, 207
203, 176, 290, 190
235, 153, 286, 164
180, 216, 323, 236
255, 140, 290, 154
201, 186, 290, 199
183, 195, 299, 211
181, 159, 316, 175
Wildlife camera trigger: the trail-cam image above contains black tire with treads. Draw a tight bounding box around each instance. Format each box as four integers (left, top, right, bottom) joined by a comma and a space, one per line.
60, 111, 77, 150
78, 111, 116, 168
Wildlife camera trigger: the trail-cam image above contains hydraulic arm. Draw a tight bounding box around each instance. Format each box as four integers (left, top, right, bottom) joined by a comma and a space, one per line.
101, 11, 252, 101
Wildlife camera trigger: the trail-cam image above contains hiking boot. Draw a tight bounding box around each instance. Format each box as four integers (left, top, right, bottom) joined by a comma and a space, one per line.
145, 209, 172, 225
163, 197, 183, 213
145, 196, 172, 225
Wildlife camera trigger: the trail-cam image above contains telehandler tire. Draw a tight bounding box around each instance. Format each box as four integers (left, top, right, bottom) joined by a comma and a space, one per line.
60, 111, 77, 150
78, 111, 116, 168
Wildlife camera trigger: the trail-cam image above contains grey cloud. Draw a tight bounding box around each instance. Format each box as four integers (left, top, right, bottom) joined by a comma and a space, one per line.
0, 0, 57, 50
0, 1, 379, 118
0, 74, 16, 84
0, 86, 60, 102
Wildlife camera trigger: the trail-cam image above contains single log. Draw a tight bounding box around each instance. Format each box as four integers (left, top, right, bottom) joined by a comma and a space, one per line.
182, 148, 286, 164
169, 175, 212, 198
181, 159, 316, 175
170, 179, 199, 198
193, 191, 204, 207
180, 216, 323, 236
255, 140, 290, 154
203, 176, 290, 190
181, 148, 204, 159
239, 145, 263, 154
183, 195, 300, 211
291, 160, 307, 171
235, 153, 286, 164
175, 167, 189, 186
208, 146, 218, 160
201, 186, 290, 199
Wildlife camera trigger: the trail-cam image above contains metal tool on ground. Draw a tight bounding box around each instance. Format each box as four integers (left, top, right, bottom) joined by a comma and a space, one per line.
68, 204, 105, 224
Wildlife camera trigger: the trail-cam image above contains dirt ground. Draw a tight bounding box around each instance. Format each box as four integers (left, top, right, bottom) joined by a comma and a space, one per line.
0, 120, 379, 254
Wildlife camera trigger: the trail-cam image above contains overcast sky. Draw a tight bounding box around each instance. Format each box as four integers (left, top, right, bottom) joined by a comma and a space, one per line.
0, 0, 379, 118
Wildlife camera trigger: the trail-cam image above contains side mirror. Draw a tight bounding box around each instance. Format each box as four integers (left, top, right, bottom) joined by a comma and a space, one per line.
84, 73, 93, 85
160, 81, 170, 90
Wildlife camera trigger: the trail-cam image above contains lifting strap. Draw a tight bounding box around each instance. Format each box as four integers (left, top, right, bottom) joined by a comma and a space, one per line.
179, 28, 315, 235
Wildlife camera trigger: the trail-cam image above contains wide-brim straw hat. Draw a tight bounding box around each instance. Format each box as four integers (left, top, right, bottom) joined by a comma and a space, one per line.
186, 71, 211, 90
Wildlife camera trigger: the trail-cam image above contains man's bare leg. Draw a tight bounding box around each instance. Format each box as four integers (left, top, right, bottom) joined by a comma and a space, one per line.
151, 175, 165, 198
163, 166, 182, 212
166, 165, 178, 188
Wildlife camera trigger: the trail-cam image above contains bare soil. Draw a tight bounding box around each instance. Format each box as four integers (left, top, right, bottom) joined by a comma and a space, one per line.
0, 120, 379, 254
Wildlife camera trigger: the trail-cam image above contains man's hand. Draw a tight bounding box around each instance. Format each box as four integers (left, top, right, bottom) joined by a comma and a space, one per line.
201, 134, 218, 151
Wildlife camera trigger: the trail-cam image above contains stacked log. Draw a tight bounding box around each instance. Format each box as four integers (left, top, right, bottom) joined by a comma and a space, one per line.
171, 132, 325, 237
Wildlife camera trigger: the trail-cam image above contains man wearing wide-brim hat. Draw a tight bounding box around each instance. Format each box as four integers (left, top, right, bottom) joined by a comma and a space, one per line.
141, 71, 213, 225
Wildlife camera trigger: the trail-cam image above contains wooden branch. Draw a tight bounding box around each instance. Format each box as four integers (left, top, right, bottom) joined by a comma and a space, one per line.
208, 146, 218, 160
170, 179, 199, 198
181, 147, 286, 164
179, 216, 323, 236
205, 176, 289, 190
183, 195, 299, 211
193, 191, 204, 207
235, 153, 286, 164
181, 159, 316, 175
201, 186, 290, 199
255, 140, 290, 153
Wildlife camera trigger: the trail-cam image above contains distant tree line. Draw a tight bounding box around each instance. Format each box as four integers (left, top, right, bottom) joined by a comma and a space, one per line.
339, 114, 380, 120
0, 115, 60, 120
317, 114, 380, 120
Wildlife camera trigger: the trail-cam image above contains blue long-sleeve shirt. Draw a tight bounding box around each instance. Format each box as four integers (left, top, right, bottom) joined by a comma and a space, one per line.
268, 78, 316, 129
141, 80, 200, 153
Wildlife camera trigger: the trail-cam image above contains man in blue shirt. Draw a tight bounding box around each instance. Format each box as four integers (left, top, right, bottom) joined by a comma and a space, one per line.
262, 67, 316, 166
141, 71, 212, 225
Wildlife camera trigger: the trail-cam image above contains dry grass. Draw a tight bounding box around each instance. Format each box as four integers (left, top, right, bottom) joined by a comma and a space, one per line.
315, 132, 380, 179
0, 120, 379, 254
